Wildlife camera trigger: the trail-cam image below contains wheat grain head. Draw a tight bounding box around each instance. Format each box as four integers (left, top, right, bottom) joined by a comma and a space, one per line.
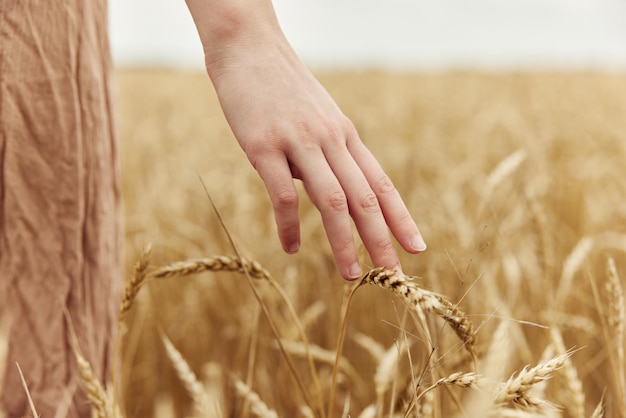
161, 334, 211, 417
360, 268, 476, 362
150, 255, 272, 281
232, 376, 279, 418
494, 350, 574, 409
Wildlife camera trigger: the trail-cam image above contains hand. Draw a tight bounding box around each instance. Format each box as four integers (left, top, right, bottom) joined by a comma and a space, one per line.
199, 10, 426, 280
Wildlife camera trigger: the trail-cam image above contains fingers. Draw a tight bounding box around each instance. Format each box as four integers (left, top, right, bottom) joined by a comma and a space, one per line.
323, 147, 403, 275
347, 139, 426, 254
251, 130, 425, 282
254, 153, 301, 254
290, 147, 362, 280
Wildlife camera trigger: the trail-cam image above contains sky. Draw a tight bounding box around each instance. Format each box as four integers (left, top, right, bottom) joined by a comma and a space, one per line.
109, 0, 626, 70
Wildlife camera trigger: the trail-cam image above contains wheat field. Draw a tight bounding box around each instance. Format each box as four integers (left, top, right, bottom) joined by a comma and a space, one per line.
113, 70, 626, 418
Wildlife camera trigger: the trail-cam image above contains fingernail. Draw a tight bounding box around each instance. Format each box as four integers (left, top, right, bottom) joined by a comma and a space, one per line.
287, 242, 300, 254
347, 262, 362, 280
410, 235, 427, 252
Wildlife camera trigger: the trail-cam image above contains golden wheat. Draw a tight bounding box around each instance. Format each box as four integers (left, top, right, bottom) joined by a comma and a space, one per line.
161, 334, 211, 417
278, 340, 360, 386
112, 70, 626, 417
494, 350, 574, 409
232, 376, 279, 418
359, 268, 476, 361
75, 352, 117, 418
120, 243, 152, 316
150, 255, 273, 281
478, 148, 527, 215
549, 328, 585, 418
373, 339, 410, 417
589, 398, 604, 418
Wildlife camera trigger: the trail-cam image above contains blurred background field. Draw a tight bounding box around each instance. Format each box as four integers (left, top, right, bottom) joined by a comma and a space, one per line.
117, 69, 626, 417
112, 1, 626, 417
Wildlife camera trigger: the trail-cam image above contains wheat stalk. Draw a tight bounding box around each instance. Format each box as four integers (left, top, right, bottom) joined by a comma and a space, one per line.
360, 268, 476, 361
16, 363, 39, 418
418, 387, 435, 418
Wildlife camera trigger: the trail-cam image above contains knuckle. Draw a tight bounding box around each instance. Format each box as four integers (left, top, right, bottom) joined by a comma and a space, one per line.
279, 222, 299, 238
274, 189, 298, 210
324, 190, 348, 212
333, 236, 354, 253
374, 237, 396, 256
373, 175, 397, 195
321, 120, 346, 146
245, 141, 280, 171
358, 191, 380, 214
341, 117, 359, 139
341, 115, 356, 131
396, 210, 414, 226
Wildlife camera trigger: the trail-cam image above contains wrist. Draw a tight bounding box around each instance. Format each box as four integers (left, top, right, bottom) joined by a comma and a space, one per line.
185, 0, 286, 76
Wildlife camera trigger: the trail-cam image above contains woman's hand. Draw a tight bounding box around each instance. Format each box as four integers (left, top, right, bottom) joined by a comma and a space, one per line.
186, 0, 426, 280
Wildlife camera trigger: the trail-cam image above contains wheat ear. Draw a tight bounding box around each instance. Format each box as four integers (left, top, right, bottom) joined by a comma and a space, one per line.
528, 197, 553, 277
432, 372, 482, 390
232, 376, 279, 418
125, 249, 323, 417
278, 340, 360, 385
589, 397, 604, 418
119, 243, 152, 316
75, 352, 115, 418
150, 255, 272, 281
479, 149, 527, 214
494, 350, 573, 408
360, 268, 476, 361
558, 236, 594, 304
64, 304, 118, 418
353, 333, 386, 361
161, 335, 210, 416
